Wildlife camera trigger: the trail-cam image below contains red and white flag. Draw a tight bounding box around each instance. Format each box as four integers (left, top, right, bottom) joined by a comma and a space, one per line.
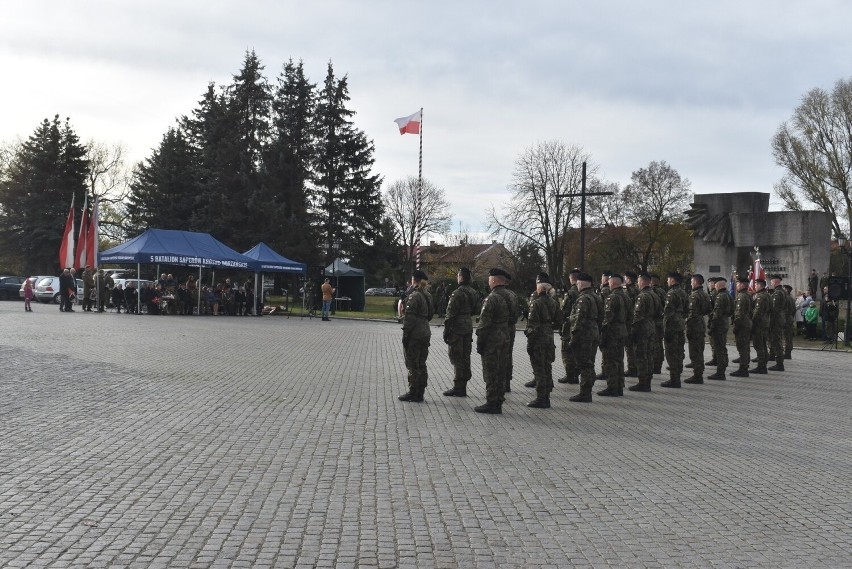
748, 256, 765, 292
58, 196, 75, 269
74, 195, 89, 269
86, 198, 99, 268
394, 110, 421, 135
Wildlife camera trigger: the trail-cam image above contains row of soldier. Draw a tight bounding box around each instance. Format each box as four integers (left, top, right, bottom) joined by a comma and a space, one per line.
397, 266, 793, 414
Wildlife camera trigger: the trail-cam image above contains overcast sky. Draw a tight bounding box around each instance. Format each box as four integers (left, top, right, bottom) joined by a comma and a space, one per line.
2, 1, 851, 238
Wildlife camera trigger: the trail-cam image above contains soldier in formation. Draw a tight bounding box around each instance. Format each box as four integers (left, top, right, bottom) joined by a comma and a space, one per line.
749, 278, 771, 374
523, 273, 562, 408
731, 276, 753, 377
661, 272, 689, 388
474, 268, 514, 414
557, 269, 582, 385
442, 267, 479, 398
768, 275, 787, 372
623, 271, 640, 377
628, 273, 659, 392
707, 277, 732, 380
398, 270, 434, 403
782, 284, 795, 359
597, 273, 629, 397
567, 272, 601, 402
685, 274, 712, 384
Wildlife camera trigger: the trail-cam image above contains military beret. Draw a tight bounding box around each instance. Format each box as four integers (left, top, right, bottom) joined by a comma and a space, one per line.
716, 277, 727, 283
577, 272, 593, 283
707, 276, 718, 282
536, 272, 550, 284
569, 268, 582, 276
737, 276, 749, 284
609, 273, 624, 281
668, 271, 682, 282
650, 273, 661, 280
638, 272, 651, 280
783, 284, 792, 291
601, 270, 612, 278
412, 269, 429, 282
624, 271, 637, 280
692, 273, 705, 283
488, 267, 511, 279
754, 278, 766, 285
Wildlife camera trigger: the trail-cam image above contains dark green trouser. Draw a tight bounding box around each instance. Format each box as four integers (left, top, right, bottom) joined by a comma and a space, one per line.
664, 329, 685, 379
634, 326, 653, 380
751, 326, 768, 368
601, 335, 625, 389
769, 325, 784, 366
447, 333, 472, 388
482, 340, 509, 404
561, 335, 578, 381
654, 321, 664, 371
687, 323, 706, 376
784, 320, 794, 354
404, 337, 430, 394
710, 326, 728, 371
528, 342, 555, 396
735, 327, 751, 370
503, 329, 516, 392
575, 339, 598, 390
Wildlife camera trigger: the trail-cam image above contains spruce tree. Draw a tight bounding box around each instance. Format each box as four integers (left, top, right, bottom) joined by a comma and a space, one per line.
312, 62, 383, 263
0, 115, 88, 274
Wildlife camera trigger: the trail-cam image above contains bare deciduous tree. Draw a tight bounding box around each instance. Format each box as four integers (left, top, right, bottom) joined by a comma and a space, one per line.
85, 141, 132, 242
487, 140, 592, 281
383, 176, 452, 274
772, 77, 852, 237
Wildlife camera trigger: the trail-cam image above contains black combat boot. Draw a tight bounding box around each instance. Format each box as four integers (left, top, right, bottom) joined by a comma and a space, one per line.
527, 394, 550, 408
705, 359, 717, 367
567, 375, 579, 384
749, 366, 768, 374
683, 374, 703, 384
569, 386, 592, 403
398, 391, 424, 402
474, 402, 502, 414
597, 386, 622, 397
660, 378, 681, 388
524, 380, 537, 388
624, 369, 639, 377
768, 363, 785, 371
784, 351, 792, 360
685, 362, 694, 369
732, 357, 741, 364
443, 386, 467, 397
595, 372, 606, 381
730, 368, 749, 377
707, 371, 726, 380
557, 375, 570, 384
628, 378, 651, 392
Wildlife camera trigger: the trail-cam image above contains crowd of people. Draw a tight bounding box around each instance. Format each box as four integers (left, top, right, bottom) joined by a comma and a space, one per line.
397, 265, 834, 414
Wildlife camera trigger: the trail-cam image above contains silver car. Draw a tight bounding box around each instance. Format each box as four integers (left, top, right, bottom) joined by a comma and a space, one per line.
34, 276, 85, 304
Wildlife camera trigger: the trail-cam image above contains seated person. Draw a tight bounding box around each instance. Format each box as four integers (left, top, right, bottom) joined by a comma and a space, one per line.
124, 282, 138, 314
111, 284, 127, 313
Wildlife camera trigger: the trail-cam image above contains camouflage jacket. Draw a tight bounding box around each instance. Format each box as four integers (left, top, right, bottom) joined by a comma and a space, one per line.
444, 284, 479, 337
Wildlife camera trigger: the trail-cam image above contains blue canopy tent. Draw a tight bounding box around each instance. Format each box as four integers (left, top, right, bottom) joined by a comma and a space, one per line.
242, 242, 307, 314
99, 228, 257, 314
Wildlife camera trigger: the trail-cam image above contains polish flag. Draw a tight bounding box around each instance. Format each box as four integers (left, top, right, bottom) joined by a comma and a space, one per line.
394, 110, 421, 135
58, 196, 75, 269
748, 257, 765, 292
74, 196, 89, 269
86, 198, 99, 268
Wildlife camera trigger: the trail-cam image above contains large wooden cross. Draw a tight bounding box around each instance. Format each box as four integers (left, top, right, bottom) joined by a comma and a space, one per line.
556, 162, 613, 270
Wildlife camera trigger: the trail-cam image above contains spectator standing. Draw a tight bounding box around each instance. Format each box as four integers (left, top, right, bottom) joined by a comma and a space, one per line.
23, 277, 34, 312
808, 270, 819, 298
321, 278, 335, 321
804, 301, 819, 339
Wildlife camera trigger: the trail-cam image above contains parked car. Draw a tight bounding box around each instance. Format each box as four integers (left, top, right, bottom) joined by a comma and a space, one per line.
34, 277, 85, 304
18, 276, 53, 299
0, 276, 26, 300
365, 287, 385, 296
112, 278, 154, 291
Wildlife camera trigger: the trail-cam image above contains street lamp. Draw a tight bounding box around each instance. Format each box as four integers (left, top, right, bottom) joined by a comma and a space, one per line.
837, 235, 852, 346
332, 239, 341, 315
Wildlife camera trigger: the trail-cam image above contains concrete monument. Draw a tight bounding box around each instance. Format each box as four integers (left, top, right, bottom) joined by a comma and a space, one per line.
686, 192, 831, 290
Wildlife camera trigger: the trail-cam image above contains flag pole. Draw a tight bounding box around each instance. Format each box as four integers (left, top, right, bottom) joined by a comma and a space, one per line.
415, 107, 423, 270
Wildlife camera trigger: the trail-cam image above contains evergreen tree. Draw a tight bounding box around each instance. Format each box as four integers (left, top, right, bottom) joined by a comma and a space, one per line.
0, 115, 88, 274
263, 58, 318, 262
126, 127, 199, 233
312, 62, 383, 262
350, 216, 403, 286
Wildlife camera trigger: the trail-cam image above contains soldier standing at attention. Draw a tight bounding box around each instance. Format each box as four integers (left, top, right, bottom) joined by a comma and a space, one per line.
749, 278, 771, 374
558, 269, 582, 385
398, 270, 434, 403
708, 278, 733, 380
730, 277, 754, 377
650, 274, 667, 374
442, 267, 479, 398
627, 273, 657, 392
705, 277, 720, 368
685, 274, 712, 384
768, 275, 787, 372
524, 273, 562, 408
598, 273, 629, 397
661, 272, 689, 388
474, 268, 512, 414
623, 271, 640, 377
491, 273, 520, 394
782, 284, 796, 360
567, 272, 600, 402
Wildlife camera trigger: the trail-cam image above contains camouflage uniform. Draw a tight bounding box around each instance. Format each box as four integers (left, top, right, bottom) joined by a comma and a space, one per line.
769, 285, 786, 370
600, 287, 629, 394
559, 284, 580, 384
707, 285, 719, 365
652, 283, 667, 373
401, 286, 434, 398
624, 283, 639, 375
731, 288, 753, 376
476, 286, 511, 407
524, 290, 562, 401
443, 284, 479, 392
629, 285, 658, 391
686, 286, 712, 380
492, 287, 520, 392
708, 288, 733, 377
569, 288, 600, 399
662, 283, 689, 386
99, 272, 114, 312
750, 288, 771, 373
784, 290, 795, 358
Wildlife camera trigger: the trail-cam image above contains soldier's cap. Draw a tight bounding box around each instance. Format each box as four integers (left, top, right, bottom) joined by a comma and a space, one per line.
601, 270, 612, 278
737, 276, 749, 284
770, 274, 782, 281
668, 271, 682, 282
536, 272, 550, 284
488, 267, 511, 280
412, 269, 429, 282
692, 273, 705, 283
576, 272, 593, 283
608, 273, 624, 282
707, 276, 718, 282
638, 272, 651, 280
624, 270, 637, 280
783, 284, 792, 291
716, 277, 727, 283
754, 278, 766, 285
569, 268, 582, 275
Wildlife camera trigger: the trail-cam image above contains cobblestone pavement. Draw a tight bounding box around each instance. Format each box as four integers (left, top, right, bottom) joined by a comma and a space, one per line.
1, 306, 850, 568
